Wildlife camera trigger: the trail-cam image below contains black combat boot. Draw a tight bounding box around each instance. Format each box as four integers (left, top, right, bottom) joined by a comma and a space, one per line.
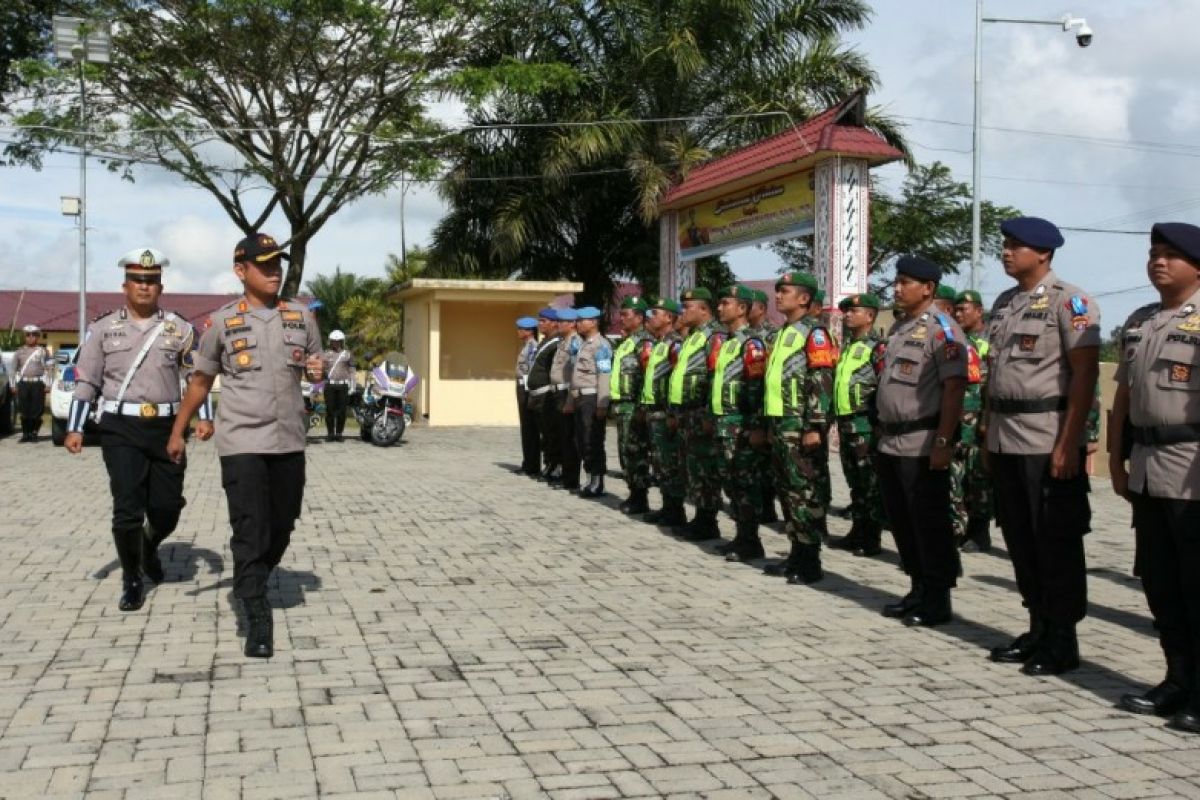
142, 523, 165, 584
578, 473, 600, 497
815, 515, 829, 543
680, 508, 720, 541
113, 530, 144, 611
1121, 655, 1191, 716
725, 519, 765, 562
118, 577, 145, 611
620, 488, 649, 514
1022, 621, 1080, 676
759, 487, 779, 524
764, 540, 802, 576
828, 520, 862, 551
903, 587, 952, 627
853, 523, 883, 557
883, 578, 924, 618
784, 543, 823, 584
654, 497, 688, 527
243, 596, 274, 658
990, 615, 1046, 663
1169, 664, 1200, 733
962, 516, 992, 552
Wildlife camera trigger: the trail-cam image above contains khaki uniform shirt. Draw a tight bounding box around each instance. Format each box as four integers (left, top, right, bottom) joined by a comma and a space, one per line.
13, 345, 49, 382
549, 331, 580, 389
193, 297, 322, 456
515, 338, 537, 386
986, 270, 1101, 454
322, 348, 356, 384
73, 308, 198, 406
1115, 287, 1200, 500
569, 332, 613, 408
876, 308, 967, 457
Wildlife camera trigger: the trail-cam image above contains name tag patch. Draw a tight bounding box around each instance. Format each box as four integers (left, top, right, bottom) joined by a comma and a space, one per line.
225, 316, 244, 329
282, 311, 304, 322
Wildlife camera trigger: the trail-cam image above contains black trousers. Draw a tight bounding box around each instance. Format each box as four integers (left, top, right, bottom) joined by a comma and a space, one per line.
324, 383, 349, 437
533, 389, 560, 469
1131, 491, 1200, 664
990, 450, 1090, 624
876, 452, 959, 590
573, 394, 606, 475
220, 452, 306, 599
516, 384, 541, 473
17, 381, 45, 434
99, 415, 186, 578
556, 390, 580, 488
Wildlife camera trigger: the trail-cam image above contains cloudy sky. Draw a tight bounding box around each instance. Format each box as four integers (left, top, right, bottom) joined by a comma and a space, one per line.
1, 0, 1196, 330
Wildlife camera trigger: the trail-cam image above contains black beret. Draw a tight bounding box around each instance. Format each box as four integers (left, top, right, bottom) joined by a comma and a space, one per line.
895, 254, 941, 283
1000, 216, 1064, 250
1151, 222, 1200, 265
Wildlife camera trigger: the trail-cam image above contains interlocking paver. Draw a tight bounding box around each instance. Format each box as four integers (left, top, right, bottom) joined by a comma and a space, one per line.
1, 426, 1199, 798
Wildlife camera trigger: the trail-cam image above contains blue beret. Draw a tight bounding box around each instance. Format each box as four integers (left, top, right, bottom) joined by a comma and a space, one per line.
1000, 216, 1064, 250
556, 308, 578, 321
516, 316, 537, 329
576, 306, 603, 320
895, 254, 941, 283
537, 306, 558, 321
1151, 222, 1200, 265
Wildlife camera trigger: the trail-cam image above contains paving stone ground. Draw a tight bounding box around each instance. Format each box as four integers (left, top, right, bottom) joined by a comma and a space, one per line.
0, 425, 1197, 800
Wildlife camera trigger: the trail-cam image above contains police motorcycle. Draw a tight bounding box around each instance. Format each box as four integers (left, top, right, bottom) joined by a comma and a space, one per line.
300, 379, 327, 432
354, 351, 417, 446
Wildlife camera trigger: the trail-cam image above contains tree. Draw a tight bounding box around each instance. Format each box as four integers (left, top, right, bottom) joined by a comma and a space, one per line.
340, 247, 429, 363
305, 268, 380, 338
770, 161, 1021, 295
0, 0, 51, 113
430, 0, 904, 307
5, 0, 474, 295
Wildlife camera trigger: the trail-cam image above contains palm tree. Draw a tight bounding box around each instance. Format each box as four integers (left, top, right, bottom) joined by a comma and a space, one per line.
340, 248, 429, 363
304, 268, 380, 337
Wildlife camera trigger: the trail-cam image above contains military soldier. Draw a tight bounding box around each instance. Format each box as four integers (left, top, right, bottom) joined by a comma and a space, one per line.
954, 290, 993, 552
667, 288, 726, 540
761, 272, 836, 583
527, 308, 562, 481
320, 329, 356, 442
934, 284, 958, 315
12, 324, 50, 442
169, 233, 323, 658
806, 287, 836, 541
609, 297, 655, 512
710, 285, 769, 562
749, 288, 781, 524
570, 307, 613, 497
513, 316, 541, 475
985, 217, 1100, 675
66, 247, 214, 612
1110, 222, 1200, 733
829, 293, 886, 557
639, 299, 687, 525
876, 256, 968, 627
549, 308, 581, 490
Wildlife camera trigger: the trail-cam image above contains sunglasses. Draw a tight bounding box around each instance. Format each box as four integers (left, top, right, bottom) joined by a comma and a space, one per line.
126, 274, 162, 285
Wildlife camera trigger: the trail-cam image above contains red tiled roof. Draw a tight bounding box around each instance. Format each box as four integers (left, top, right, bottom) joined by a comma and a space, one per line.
661, 94, 904, 209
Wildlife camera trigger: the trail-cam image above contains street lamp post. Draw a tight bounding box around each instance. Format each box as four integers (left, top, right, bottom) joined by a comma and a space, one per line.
969, 4, 1093, 290
51, 16, 111, 344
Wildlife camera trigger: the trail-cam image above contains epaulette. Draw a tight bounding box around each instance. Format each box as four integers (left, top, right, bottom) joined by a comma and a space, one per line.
90, 307, 120, 323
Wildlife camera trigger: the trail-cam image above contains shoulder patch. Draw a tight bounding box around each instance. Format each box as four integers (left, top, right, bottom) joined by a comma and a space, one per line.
934, 313, 955, 341
1067, 295, 1089, 315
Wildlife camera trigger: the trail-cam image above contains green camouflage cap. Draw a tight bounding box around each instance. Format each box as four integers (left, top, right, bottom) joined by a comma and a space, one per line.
813, 289, 825, 304
838, 292, 882, 311
775, 271, 818, 292
620, 294, 648, 311
650, 297, 681, 314
720, 284, 756, 302
679, 286, 713, 303
955, 289, 983, 306
751, 289, 769, 305
935, 283, 958, 301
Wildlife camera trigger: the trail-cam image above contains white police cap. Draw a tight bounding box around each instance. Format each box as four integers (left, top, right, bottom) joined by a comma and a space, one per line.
329, 330, 345, 341
117, 247, 170, 270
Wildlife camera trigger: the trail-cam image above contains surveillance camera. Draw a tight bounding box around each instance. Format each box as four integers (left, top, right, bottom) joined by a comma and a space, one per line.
1076, 23, 1093, 47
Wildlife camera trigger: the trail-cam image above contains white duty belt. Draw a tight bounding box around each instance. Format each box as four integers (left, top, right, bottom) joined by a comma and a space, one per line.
101, 400, 180, 418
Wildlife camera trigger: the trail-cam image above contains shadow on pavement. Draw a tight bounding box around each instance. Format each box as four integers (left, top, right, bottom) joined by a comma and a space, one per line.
972, 573, 1155, 638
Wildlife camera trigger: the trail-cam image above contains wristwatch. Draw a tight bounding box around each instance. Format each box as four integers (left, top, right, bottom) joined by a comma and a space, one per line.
933, 435, 950, 448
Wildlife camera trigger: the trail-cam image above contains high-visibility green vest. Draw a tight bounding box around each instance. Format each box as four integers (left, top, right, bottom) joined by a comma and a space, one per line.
668, 322, 716, 406
834, 337, 876, 417
763, 322, 810, 417
711, 329, 750, 415
609, 330, 649, 401
640, 336, 677, 406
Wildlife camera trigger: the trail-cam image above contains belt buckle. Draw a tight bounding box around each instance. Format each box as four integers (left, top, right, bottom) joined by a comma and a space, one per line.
140, 403, 158, 418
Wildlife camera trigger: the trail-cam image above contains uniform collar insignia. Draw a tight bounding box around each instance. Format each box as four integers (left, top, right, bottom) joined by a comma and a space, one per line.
1034, 284, 1046, 296
1182, 304, 1195, 315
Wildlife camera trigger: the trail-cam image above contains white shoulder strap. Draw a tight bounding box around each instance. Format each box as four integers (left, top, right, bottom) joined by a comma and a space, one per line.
113, 321, 168, 405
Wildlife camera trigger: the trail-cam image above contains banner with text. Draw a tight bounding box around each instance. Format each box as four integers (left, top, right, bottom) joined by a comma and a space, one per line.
676, 173, 816, 260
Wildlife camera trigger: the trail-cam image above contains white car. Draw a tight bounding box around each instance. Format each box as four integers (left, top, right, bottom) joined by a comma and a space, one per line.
49, 347, 100, 446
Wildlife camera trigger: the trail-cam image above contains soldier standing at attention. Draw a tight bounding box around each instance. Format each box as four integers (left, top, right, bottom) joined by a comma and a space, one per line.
876, 256, 967, 627
513, 316, 541, 475
640, 299, 686, 526
934, 284, 958, 315
806, 287, 836, 542
761, 272, 835, 583
749, 289, 781, 524
667, 288, 726, 541
571, 307, 613, 497
954, 290, 993, 552
12, 324, 50, 442
321, 330, 356, 443
985, 217, 1100, 675
710, 285, 769, 562
609, 297, 655, 512
67, 247, 214, 611
1110, 222, 1200, 732
828, 293, 886, 558
549, 308, 581, 490
527, 308, 562, 482
168, 233, 323, 658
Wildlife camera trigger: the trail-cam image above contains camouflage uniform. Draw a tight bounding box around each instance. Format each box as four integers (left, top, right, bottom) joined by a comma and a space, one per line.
640, 314, 685, 523
956, 329, 993, 548
609, 319, 655, 503
750, 317, 781, 523
832, 324, 886, 552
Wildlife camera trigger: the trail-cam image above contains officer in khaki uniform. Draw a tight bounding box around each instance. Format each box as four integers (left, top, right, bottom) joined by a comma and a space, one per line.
320, 329, 356, 442
985, 217, 1100, 676
639, 299, 686, 525
67, 247, 214, 612
513, 317, 541, 475
876, 256, 967, 627
1110, 222, 1200, 733
549, 308, 581, 490
170, 233, 324, 659
569, 307, 613, 497
527, 308, 562, 481
12, 324, 50, 442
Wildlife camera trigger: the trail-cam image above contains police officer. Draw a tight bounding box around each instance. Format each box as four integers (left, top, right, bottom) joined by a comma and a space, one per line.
513, 316, 541, 475
12, 324, 50, 442
749, 289, 781, 524
876, 256, 967, 627
66, 247, 214, 611
985, 217, 1100, 675
711, 285, 769, 562
609, 297, 655, 512
667, 288, 725, 540
829, 293, 886, 557
550, 308, 581, 490
527, 308, 562, 481
954, 290, 993, 552
761, 272, 836, 583
639, 299, 686, 525
169, 232, 323, 658
571, 307, 613, 497
1110, 222, 1200, 732
321, 330, 356, 442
